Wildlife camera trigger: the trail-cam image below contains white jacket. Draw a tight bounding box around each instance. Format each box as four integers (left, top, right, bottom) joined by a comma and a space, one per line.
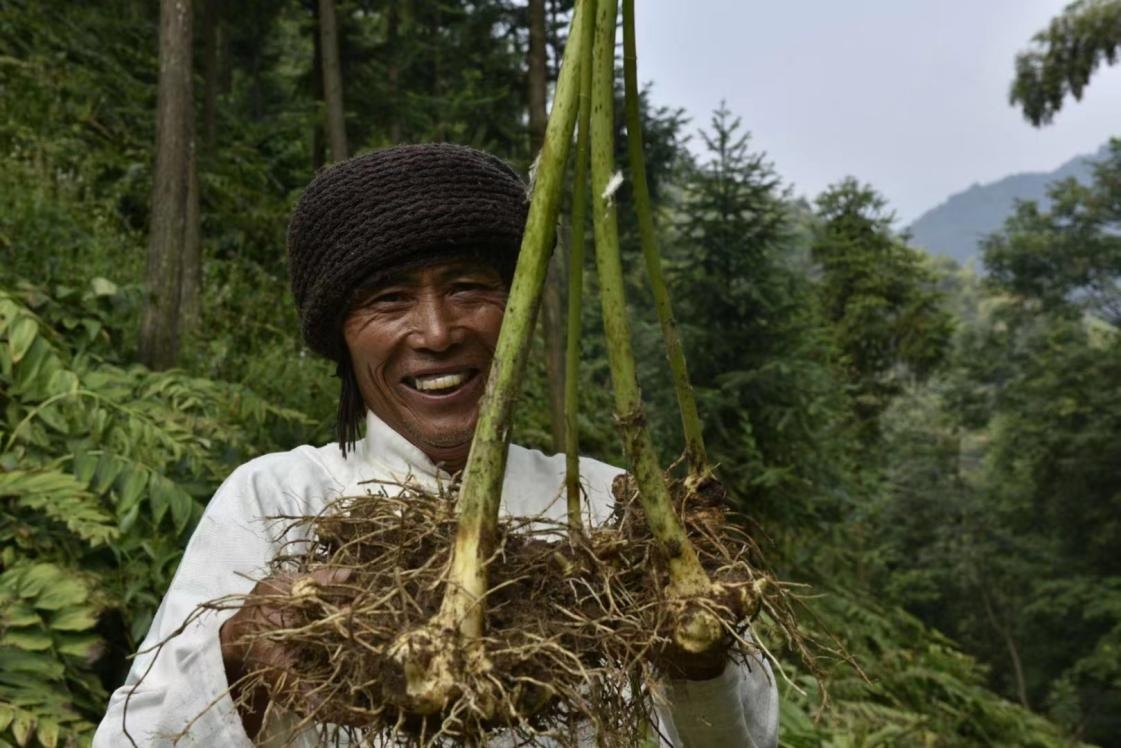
95, 412, 778, 747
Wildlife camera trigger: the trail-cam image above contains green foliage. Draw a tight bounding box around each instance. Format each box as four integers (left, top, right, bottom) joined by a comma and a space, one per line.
859, 177, 1121, 742
0, 283, 311, 743
0, 0, 1099, 743
1011, 0, 1121, 126
812, 179, 954, 446
0, 563, 104, 748
776, 589, 1077, 747
983, 138, 1121, 325
665, 106, 847, 525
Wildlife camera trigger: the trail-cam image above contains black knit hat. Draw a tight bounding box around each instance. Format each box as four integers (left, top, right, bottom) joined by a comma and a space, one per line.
287, 143, 528, 364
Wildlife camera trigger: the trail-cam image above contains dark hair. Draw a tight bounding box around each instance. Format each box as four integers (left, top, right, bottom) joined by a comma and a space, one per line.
336, 354, 367, 458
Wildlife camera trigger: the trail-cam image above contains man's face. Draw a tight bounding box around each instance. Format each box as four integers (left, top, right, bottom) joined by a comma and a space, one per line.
342, 259, 507, 470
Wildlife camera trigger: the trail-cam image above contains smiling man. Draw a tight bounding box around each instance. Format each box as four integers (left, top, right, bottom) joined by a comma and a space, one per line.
94, 144, 778, 747
341, 259, 508, 469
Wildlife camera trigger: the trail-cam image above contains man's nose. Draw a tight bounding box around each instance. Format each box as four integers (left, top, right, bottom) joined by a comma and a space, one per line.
409, 294, 457, 351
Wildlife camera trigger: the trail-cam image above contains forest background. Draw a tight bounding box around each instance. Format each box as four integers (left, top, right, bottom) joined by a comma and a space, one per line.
1, 0, 1119, 746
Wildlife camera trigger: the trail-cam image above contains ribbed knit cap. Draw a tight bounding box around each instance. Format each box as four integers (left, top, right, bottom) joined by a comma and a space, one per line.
288, 143, 528, 362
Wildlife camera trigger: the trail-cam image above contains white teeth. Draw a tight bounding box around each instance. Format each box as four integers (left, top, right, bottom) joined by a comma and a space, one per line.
410, 372, 468, 392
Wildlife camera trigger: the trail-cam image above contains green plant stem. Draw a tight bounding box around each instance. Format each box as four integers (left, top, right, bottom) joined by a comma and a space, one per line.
439, 0, 592, 639
589, 0, 710, 599
564, 0, 596, 538
621, 0, 707, 477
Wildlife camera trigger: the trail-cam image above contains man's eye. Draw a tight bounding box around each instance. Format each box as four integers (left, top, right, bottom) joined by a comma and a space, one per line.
371, 291, 407, 305
452, 279, 501, 294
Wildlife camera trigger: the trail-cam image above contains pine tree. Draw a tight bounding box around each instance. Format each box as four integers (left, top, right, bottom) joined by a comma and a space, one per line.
668, 105, 845, 522
812, 178, 953, 445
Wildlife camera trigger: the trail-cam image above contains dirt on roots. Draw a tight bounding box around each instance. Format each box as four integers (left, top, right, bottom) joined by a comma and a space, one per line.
205, 474, 816, 746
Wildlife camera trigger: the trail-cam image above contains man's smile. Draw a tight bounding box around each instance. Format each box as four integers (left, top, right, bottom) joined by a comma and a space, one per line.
403, 368, 480, 395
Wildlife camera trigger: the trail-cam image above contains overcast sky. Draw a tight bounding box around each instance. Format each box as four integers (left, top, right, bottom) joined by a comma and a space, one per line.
634, 0, 1121, 224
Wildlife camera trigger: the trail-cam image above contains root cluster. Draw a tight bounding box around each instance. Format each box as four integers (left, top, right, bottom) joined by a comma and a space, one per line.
219, 475, 810, 746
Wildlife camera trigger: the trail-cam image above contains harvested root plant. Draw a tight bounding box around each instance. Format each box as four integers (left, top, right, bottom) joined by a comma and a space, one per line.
203, 0, 819, 744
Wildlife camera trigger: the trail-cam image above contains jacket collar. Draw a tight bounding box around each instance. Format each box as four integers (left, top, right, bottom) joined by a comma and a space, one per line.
353, 410, 455, 491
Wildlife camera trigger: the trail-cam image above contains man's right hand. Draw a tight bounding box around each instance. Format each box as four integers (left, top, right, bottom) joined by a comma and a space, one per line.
218, 567, 351, 738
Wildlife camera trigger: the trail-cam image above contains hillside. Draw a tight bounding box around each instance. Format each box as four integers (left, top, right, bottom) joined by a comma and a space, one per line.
908, 143, 1107, 265
1, 2, 1113, 745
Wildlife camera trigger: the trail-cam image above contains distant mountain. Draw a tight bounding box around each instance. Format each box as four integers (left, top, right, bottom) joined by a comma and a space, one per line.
908, 144, 1108, 266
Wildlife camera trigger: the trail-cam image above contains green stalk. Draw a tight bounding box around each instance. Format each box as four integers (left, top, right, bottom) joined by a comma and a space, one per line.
589, 0, 712, 604
438, 0, 593, 640
564, 0, 596, 537
621, 0, 707, 477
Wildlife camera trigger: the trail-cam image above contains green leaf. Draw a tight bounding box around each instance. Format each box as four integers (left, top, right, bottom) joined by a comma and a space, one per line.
7, 317, 38, 364
32, 577, 87, 611
54, 633, 100, 659
115, 468, 148, 516
14, 565, 57, 600
48, 607, 97, 632
33, 403, 67, 435
91, 454, 124, 495
169, 487, 194, 534
148, 476, 169, 526
33, 719, 58, 748
89, 277, 117, 297
129, 610, 153, 645
4, 469, 116, 546
71, 454, 98, 486
0, 604, 42, 629
0, 627, 52, 652
80, 318, 102, 343
10, 714, 33, 748
10, 713, 32, 748
118, 502, 140, 535
0, 651, 64, 680
10, 338, 51, 396
44, 370, 78, 398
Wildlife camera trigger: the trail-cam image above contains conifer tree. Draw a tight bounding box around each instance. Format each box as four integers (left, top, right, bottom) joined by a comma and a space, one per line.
813, 178, 952, 444
669, 105, 844, 520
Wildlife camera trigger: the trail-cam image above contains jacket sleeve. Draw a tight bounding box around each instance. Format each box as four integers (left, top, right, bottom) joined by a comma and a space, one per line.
93, 456, 325, 747
654, 656, 779, 748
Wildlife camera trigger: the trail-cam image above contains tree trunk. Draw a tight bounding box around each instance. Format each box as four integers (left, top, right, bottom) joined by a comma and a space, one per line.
541, 244, 567, 452
200, 0, 219, 148
319, 0, 348, 162
528, 0, 548, 153
387, 0, 402, 143
529, 0, 566, 452
249, 25, 264, 120
311, 4, 326, 171
179, 128, 201, 336
549, 0, 563, 82
430, 5, 445, 140
139, 0, 193, 370
980, 582, 1030, 708
219, 12, 232, 95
